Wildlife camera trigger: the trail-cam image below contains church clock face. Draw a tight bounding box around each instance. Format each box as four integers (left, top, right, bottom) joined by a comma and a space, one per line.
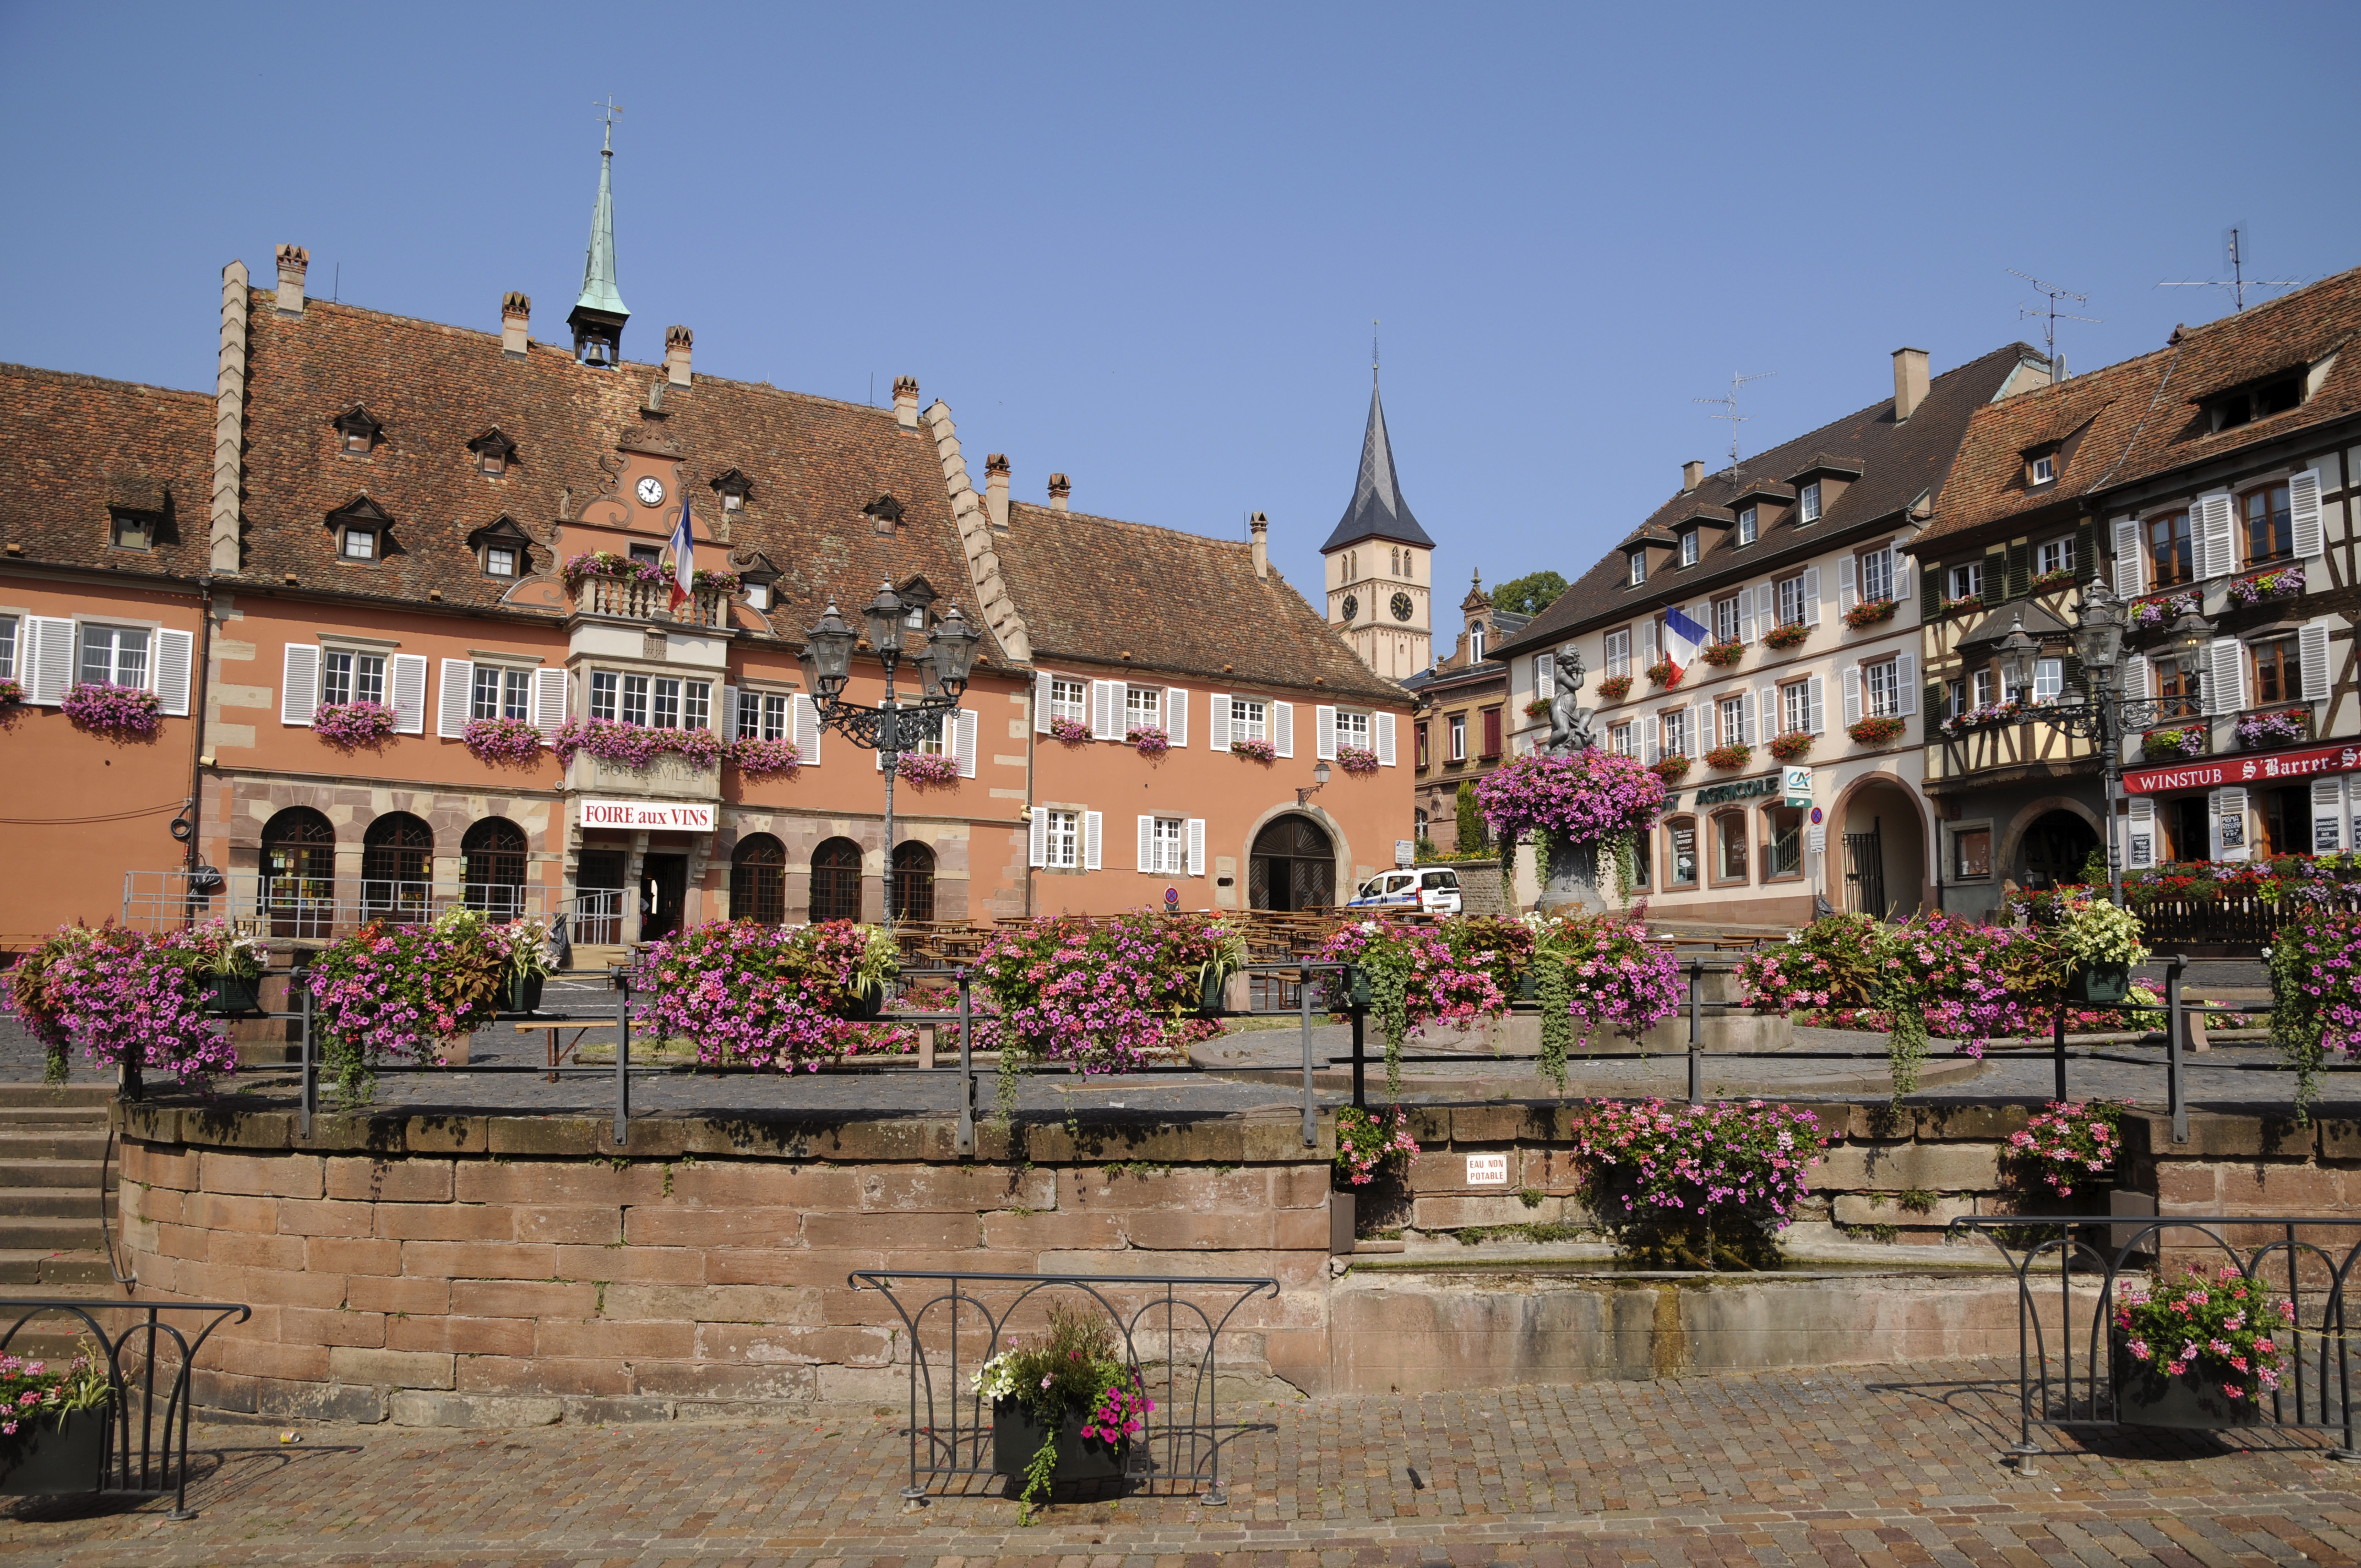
1340, 594, 1358, 623
635, 476, 666, 508
1390, 591, 1415, 622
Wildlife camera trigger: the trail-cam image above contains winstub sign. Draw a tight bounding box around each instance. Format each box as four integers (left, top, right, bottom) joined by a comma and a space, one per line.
2124, 741, 2361, 796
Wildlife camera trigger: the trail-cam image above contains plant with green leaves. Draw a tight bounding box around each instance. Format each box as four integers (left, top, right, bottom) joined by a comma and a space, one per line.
969, 1303, 1151, 1525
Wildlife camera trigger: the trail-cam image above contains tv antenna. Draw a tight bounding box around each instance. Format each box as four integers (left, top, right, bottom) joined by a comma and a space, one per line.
1695, 371, 1776, 467
2159, 225, 2300, 313
2009, 270, 2100, 368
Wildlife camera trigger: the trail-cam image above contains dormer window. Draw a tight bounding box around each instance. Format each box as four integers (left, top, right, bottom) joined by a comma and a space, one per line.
2205, 372, 2305, 432
342, 430, 369, 455
710, 468, 754, 513
1471, 623, 1487, 661
467, 429, 518, 478
2030, 453, 2056, 485
1798, 481, 1823, 524
1628, 551, 1646, 586
862, 493, 906, 534
341, 526, 377, 561
1737, 507, 1758, 546
334, 406, 384, 456
110, 512, 154, 552
1678, 529, 1699, 567
327, 495, 394, 564
485, 546, 517, 578
746, 582, 769, 611
466, 514, 536, 582
734, 551, 781, 614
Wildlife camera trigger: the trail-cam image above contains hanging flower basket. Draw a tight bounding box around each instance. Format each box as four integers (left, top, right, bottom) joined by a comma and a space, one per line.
1049, 716, 1091, 746
1336, 744, 1379, 775
61, 683, 160, 737
1230, 738, 1276, 762
1596, 675, 1632, 703
2003, 1101, 2120, 1199
1649, 754, 1691, 782
1334, 1105, 1419, 1187
2141, 726, 2207, 763
1643, 658, 1682, 689
1762, 623, 1812, 650
1848, 715, 1906, 746
553, 718, 724, 771
462, 716, 543, 765
202, 972, 262, 1016
1698, 640, 1745, 668
729, 737, 801, 778
2112, 1267, 2292, 1427
2228, 565, 2305, 609
1125, 724, 1169, 757
893, 752, 960, 788
2235, 708, 2311, 752
7, 923, 241, 1087
1565, 1098, 1825, 1268
1766, 732, 1813, 762
633, 920, 899, 1071
1704, 743, 1751, 771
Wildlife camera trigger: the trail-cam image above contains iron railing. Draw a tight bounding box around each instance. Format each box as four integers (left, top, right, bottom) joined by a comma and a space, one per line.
848, 1269, 1278, 1504
121, 870, 546, 939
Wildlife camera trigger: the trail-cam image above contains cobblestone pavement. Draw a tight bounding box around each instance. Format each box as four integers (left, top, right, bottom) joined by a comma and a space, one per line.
8, 1359, 2361, 1566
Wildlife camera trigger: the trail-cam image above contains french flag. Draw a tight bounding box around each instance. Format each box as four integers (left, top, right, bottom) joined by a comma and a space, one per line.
1661, 603, 1709, 681
668, 494, 696, 613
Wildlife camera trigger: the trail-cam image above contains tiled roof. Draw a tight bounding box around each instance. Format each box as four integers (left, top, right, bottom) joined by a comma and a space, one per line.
993, 500, 1404, 702
1923, 262, 2361, 548
1319, 383, 1434, 551
0, 363, 214, 575
1495, 340, 2036, 657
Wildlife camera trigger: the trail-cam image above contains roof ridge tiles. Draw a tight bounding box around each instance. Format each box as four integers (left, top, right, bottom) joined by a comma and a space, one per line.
0, 360, 212, 404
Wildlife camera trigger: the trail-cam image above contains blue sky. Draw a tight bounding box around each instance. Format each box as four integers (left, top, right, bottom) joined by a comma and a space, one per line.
4, 3, 2356, 619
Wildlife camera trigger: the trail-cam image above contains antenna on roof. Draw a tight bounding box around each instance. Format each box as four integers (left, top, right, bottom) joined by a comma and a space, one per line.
2158, 225, 2301, 313
2008, 270, 2100, 373
1694, 371, 1776, 467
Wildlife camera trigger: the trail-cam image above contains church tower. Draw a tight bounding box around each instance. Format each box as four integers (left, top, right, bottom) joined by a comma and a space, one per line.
567, 116, 630, 368
1320, 371, 1433, 678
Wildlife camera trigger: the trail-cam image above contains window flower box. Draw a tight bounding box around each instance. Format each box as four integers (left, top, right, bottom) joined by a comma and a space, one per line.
1649, 754, 1691, 782
1230, 738, 1276, 763
1704, 743, 1751, 771
1644, 658, 1682, 689
0, 678, 23, 708
2228, 565, 2305, 609
1762, 623, 1811, 651
1938, 700, 2026, 739
553, 718, 723, 771
2129, 590, 2200, 635
1842, 597, 1897, 630
1698, 639, 1745, 667
314, 700, 399, 748
61, 682, 160, 737
1125, 724, 1169, 757
2141, 726, 2207, 764
2030, 568, 2079, 594
729, 737, 801, 778
1336, 744, 1379, 775
892, 752, 960, 788
1596, 675, 1632, 703
1522, 697, 1552, 718
1049, 715, 1091, 746
462, 716, 543, 765
2235, 707, 2311, 752
1766, 732, 1813, 763
1939, 595, 1984, 619
1848, 715, 1906, 746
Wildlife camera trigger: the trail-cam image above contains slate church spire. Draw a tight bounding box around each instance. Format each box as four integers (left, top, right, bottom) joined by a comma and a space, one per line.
568, 112, 631, 368
1320, 361, 1433, 678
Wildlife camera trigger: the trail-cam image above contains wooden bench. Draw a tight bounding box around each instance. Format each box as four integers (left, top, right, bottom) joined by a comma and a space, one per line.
513, 1019, 616, 1081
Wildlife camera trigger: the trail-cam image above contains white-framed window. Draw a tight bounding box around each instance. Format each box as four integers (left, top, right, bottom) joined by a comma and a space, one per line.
746, 581, 770, 611
616, 676, 710, 731
1146, 816, 1186, 875
0, 614, 15, 680
79, 623, 149, 689
1045, 808, 1080, 869
319, 648, 385, 706
340, 527, 377, 561
1661, 708, 1688, 755
736, 690, 789, 742
1050, 678, 1087, 725
1949, 562, 1983, 601
2031, 454, 2055, 485
1336, 709, 1371, 749
1776, 573, 1808, 627
2037, 537, 2074, 576
1799, 481, 1823, 524
1713, 594, 1740, 644
2033, 657, 2063, 704
1604, 629, 1631, 678
1448, 714, 1467, 760
485, 546, 518, 578
1608, 721, 1631, 756
590, 671, 619, 721
1470, 624, 1487, 661
1860, 547, 1893, 603
1679, 530, 1699, 567
1781, 680, 1810, 734
1628, 551, 1646, 586
1124, 686, 1160, 729
1864, 658, 1898, 718
1738, 507, 1758, 546
1230, 696, 1267, 742
1973, 668, 1994, 707
1719, 695, 1745, 747
471, 665, 530, 721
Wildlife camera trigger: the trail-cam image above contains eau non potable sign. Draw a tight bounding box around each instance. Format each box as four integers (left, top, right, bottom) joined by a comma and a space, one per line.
1465, 1153, 1509, 1186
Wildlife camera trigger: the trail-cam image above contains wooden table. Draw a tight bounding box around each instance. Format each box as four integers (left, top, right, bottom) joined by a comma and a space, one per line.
513, 1020, 616, 1082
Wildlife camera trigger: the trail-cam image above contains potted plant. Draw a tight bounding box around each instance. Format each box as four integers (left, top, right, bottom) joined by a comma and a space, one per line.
1762, 622, 1812, 651
2113, 1266, 2292, 1428
2052, 888, 2148, 1004
184, 922, 265, 1015
499, 922, 553, 1014
1596, 675, 1632, 703
2003, 1100, 2120, 1202
1331, 1104, 1419, 1243
972, 1304, 1152, 1521
1565, 1097, 1825, 1269
0, 1341, 113, 1496
1643, 658, 1682, 689
1195, 921, 1247, 1015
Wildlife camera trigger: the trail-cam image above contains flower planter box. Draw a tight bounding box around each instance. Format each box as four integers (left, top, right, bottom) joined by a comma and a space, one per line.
991, 1396, 1126, 1484
202, 973, 262, 1016
844, 987, 884, 1021
503, 972, 546, 1015
2113, 1338, 2263, 1430
1199, 970, 1227, 1016
2066, 963, 2131, 1004
0, 1409, 108, 1496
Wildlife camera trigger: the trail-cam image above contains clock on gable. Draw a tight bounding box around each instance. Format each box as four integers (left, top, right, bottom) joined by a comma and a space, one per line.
1390, 591, 1414, 622
1340, 594, 1359, 623
635, 476, 666, 508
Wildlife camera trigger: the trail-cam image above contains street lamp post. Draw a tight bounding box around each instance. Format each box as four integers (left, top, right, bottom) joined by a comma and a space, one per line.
1997, 573, 2214, 907
798, 584, 981, 924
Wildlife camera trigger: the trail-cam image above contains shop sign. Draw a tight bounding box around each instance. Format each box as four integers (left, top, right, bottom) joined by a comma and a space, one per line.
2124, 741, 2361, 796
1782, 765, 1813, 808
578, 798, 717, 831
1692, 774, 1782, 806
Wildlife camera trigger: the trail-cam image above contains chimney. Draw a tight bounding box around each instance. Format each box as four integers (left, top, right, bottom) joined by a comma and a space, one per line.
893, 375, 920, 430
501, 292, 531, 358
274, 244, 308, 317
1892, 347, 1930, 422
984, 454, 1010, 530
1047, 473, 1071, 511
1249, 511, 1269, 579
665, 325, 693, 386
1681, 459, 1704, 493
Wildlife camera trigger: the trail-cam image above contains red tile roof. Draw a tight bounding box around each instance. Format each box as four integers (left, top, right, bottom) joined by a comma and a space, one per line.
0, 363, 213, 574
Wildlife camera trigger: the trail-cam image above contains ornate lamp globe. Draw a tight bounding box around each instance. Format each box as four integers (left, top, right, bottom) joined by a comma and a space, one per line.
1996, 614, 2040, 700
2071, 574, 2126, 678
799, 600, 856, 698
928, 605, 982, 694
863, 581, 908, 661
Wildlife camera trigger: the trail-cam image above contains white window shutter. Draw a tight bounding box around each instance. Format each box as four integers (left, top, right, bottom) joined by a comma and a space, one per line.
2128, 795, 2157, 869
1691, 703, 1708, 753
152, 628, 193, 717
1029, 807, 1048, 868
720, 684, 738, 737
2290, 468, 2325, 560
1891, 552, 1910, 605
1166, 688, 1188, 747
2313, 778, 2348, 853
1273, 702, 1294, 758
1535, 655, 1555, 699
1807, 674, 1826, 734
283, 643, 321, 726
1137, 815, 1154, 873
956, 709, 978, 777
1086, 680, 1111, 740
2206, 639, 2247, 716
434, 657, 470, 736
1083, 810, 1103, 871
1897, 651, 1917, 715
793, 693, 822, 765
26, 618, 71, 705
1034, 670, 1053, 733
1315, 705, 1338, 760
1738, 590, 1758, 644
531, 667, 568, 737
2124, 654, 2151, 703
1375, 711, 1397, 766
1210, 693, 1230, 748
388, 653, 428, 734
2111, 518, 2145, 596
1641, 619, 1659, 662
1837, 556, 1858, 614
1185, 818, 1205, 876
2299, 618, 2333, 701
1842, 666, 1862, 726
2213, 785, 2250, 862
1740, 689, 1756, 744
1803, 565, 1823, 625
1642, 722, 1660, 765
2195, 492, 2236, 580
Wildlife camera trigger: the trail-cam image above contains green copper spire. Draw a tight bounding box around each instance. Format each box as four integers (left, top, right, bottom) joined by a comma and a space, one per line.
573, 119, 629, 322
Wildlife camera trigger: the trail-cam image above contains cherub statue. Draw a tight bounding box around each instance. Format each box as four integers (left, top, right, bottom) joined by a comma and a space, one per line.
1547, 646, 1596, 754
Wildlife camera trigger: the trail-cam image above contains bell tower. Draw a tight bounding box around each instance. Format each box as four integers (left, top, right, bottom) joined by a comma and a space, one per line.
1319, 368, 1432, 678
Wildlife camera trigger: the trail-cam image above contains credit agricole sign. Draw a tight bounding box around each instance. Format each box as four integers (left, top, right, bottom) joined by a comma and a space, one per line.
577, 799, 717, 830
2124, 741, 2361, 796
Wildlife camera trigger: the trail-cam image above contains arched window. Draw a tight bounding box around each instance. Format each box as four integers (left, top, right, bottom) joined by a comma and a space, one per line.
1390, 546, 1401, 576
260, 807, 336, 939
362, 812, 433, 922
892, 841, 937, 924
461, 818, 529, 922
809, 837, 863, 924
731, 834, 786, 925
